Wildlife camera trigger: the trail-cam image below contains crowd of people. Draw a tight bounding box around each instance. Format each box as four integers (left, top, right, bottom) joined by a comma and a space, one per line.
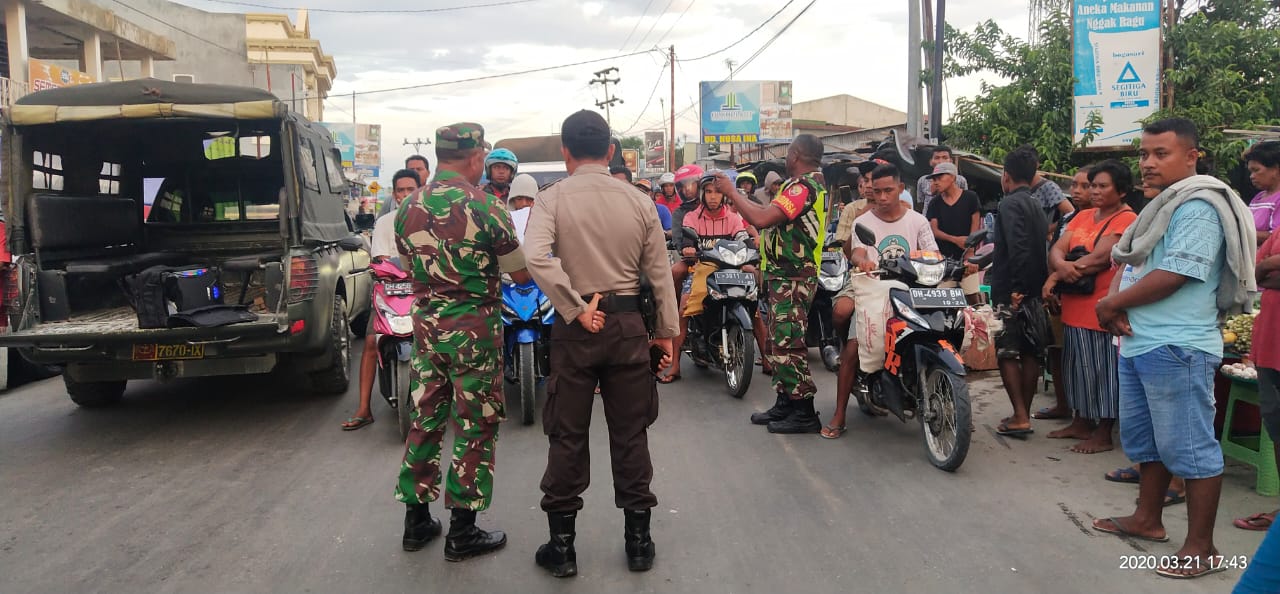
334, 110, 1279, 586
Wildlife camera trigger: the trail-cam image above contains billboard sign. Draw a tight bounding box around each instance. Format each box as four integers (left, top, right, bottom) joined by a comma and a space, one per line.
29, 58, 94, 91
699, 80, 792, 144
644, 130, 666, 171
622, 149, 640, 173
320, 122, 382, 179
1072, 0, 1162, 148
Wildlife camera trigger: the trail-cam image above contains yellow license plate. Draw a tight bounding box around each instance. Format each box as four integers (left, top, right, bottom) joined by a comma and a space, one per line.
132, 344, 205, 361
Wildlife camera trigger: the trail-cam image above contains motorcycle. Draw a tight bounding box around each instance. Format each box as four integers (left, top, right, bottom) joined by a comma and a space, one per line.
680, 227, 759, 398
847, 224, 987, 472
371, 259, 415, 439
501, 277, 554, 425
808, 231, 848, 372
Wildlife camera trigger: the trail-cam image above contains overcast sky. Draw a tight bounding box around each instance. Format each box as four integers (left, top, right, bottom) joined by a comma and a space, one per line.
178, 0, 1033, 182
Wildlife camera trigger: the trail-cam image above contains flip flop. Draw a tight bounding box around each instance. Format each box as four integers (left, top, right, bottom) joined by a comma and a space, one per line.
341, 416, 374, 431
820, 424, 847, 439
996, 421, 1034, 438
657, 374, 681, 385
1092, 517, 1170, 543
1104, 466, 1141, 484
1031, 407, 1069, 420
1154, 564, 1228, 580
1135, 489, 1186, 507
1233, 512, 1276, 531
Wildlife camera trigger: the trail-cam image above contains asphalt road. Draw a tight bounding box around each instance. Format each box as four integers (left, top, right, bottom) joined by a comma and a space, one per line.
0, 345, 1269, 593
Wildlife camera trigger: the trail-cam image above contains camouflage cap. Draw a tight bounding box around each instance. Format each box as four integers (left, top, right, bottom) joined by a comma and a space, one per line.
435, 122, 491, 151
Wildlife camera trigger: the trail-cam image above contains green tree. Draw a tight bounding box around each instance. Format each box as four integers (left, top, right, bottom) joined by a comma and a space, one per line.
620, 136, 645, 150
943, 0, 1280, 175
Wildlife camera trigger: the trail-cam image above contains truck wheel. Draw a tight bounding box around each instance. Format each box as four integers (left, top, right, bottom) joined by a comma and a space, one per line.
310, 294, 352, 394
65, 377, 126, 408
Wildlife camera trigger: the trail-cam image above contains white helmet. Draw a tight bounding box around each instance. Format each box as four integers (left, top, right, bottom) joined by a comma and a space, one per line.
659, 172, 675, 185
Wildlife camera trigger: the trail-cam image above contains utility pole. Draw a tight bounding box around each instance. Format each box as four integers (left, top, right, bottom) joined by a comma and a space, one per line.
726, 58, 736, 165
930, 0, 946, 141
590, 67, 623, 128
906, 0, 923, 139
669, 45, 676, 170
351, 91, 356, 125
403, 137, 431, 153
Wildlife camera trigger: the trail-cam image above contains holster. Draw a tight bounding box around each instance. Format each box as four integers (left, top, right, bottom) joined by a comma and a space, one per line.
638, 275, 658, 339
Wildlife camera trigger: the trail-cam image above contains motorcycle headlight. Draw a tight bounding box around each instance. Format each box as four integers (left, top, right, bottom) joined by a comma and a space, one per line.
716, 246, 749, 267
374, 293, 398, 318
913, 262, 947, 287
892, 296, 931, 328
389, 315, 414, 335
819, 275, 845, 292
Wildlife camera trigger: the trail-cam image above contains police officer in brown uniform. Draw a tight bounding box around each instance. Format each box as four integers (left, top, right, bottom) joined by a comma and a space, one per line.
523, 110, 679, 578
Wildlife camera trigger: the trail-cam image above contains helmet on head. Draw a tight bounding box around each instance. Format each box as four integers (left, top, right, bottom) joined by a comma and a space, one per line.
485, 148, 518, 175
658, 172, 676, 185
673, 164, 704, 185
737, 171, 757, 186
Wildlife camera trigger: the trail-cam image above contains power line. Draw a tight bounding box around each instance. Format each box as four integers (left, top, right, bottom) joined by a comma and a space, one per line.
111, 0, 244, 55
196, 0, 540, 13
328, 48, 660, 98
676, 0, 795, 62
629, 0, 675, 53
619, 61, 668, 135
652, 0, 697, 47
617, 0, 655, 53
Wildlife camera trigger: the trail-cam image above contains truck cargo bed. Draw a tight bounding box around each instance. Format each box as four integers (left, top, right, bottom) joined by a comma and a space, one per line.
0, 306, 281, 347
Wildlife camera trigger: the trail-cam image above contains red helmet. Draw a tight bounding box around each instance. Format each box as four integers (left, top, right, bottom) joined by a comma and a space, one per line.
673, 164, 704, 185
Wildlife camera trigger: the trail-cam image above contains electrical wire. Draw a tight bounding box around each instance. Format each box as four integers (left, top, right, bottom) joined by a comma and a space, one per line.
619, 62, 668, 135
676, 0, 794, 62
195, 0, 540, 14
617, 0, 656, 53
628, 0, 675, 53
323, 48, 661, 98
651, 0, 697, 48
111, 0, 245, 55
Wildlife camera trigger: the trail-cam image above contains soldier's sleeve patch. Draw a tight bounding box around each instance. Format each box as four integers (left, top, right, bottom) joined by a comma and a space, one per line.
771, 183, 809, 221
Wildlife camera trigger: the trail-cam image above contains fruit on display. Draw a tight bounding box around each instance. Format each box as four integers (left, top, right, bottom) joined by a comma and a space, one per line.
1223, 313, 1255, 354
1221, 362, 1258, 381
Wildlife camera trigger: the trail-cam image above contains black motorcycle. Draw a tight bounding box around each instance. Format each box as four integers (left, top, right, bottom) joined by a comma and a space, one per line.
807, 232, 848, 372
849, 224, 986, 472
680, 228, 759, 398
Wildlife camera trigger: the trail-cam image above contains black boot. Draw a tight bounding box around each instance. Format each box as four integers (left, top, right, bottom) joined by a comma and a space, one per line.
623, 509, 655, 572
535, 512, 578, 578
443, 508, 507, 562
767, 397, 822, 434
750, 392, 790, 425
402, 503, 442, 552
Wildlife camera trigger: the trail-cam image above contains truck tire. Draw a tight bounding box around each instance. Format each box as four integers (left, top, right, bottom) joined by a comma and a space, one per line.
310, 294, 352, 394
65, 377, 126, 408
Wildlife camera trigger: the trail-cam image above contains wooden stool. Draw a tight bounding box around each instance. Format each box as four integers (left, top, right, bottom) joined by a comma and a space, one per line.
1220, 376, 1279, 497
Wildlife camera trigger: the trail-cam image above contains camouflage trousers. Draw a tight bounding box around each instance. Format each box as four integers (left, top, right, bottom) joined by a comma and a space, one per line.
764, 275, 817, 400
395, 312, 505, 511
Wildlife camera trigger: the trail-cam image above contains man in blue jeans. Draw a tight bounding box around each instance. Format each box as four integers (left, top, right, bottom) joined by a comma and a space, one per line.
1093, 118, 1258, 579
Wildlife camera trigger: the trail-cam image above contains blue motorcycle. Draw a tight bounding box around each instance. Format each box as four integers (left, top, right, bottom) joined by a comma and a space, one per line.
501, 278, 555, 425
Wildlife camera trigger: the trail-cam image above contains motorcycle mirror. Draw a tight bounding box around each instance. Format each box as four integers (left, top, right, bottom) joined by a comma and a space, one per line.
828, 239, 845, 249
968, 250, 994, 268
965, 228, 990, 248
682, 226, 700, 245
853, 223, 876, 248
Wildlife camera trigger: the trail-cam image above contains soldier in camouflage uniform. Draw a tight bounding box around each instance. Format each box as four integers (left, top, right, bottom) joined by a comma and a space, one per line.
715, 134, 827, 433
393, 123, 531, 561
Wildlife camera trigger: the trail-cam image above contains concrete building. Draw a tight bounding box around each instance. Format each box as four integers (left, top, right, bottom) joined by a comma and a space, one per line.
793, 94, 907, 130
1, 0, 175, 103
96, 0, 250, 87
246, 10, 335, 121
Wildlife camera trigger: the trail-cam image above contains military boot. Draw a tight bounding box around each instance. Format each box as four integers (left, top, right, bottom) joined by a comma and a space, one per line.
623, 509, 655, 572
535, 512, 578, 578
750, 392, 790, 425
443, 508, 507, 562
766, 397, 822, 434
402, 503, 442, 552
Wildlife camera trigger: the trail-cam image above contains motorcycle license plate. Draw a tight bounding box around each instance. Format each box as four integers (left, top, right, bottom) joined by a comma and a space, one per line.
821, 251, 842, 262
909, 287, 967, 308
384, 282, 413, 296
713, 271, 753, 285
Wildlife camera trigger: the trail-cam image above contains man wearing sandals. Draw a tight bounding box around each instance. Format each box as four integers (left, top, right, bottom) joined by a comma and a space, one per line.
1092, 118, 1258, 579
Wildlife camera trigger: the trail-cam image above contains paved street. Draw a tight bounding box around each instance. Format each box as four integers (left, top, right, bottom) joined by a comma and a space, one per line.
0, 345, 1267, 593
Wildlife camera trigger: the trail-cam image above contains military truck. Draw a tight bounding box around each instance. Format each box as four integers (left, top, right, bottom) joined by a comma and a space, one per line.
0, 79, 371, 407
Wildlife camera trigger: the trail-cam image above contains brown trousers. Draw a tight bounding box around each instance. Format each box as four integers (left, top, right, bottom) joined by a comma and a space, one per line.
540, 311, 660, 512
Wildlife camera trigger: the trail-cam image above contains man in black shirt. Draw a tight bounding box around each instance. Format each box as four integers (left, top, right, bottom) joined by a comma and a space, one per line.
924, 162, 982, 303
989, 146, 1050, 438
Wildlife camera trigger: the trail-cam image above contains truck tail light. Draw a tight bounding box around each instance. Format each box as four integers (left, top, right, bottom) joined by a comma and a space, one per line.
287, 255, 319, 303
3, 265, 20, 314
